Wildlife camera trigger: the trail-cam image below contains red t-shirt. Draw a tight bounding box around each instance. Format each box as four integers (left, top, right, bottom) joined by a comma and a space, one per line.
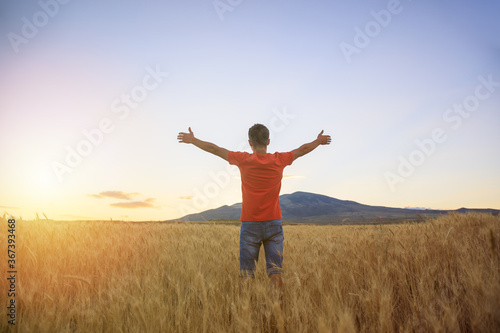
228, 151, 294, 222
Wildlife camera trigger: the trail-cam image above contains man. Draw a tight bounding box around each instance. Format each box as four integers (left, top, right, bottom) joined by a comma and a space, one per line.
177, 124, 331, 293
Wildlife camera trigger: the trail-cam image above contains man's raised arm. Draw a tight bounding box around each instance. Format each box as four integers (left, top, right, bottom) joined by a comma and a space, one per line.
177, 127, 229, 161
292, 130, 331, 160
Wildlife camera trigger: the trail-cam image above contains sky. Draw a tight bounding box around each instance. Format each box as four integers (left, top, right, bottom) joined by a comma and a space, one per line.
1, 0, 499, 221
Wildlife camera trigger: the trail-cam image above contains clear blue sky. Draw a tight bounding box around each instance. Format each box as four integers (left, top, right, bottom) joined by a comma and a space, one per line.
1, 0, 499, 220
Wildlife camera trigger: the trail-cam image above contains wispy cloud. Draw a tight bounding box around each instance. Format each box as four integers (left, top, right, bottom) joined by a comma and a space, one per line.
110, 199, 156, 209
283, 174, 304, 179
89, 191, 157, 209
89, 190, 140, 200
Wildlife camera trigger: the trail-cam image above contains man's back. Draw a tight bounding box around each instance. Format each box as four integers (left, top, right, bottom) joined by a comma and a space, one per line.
228, 151, 294, 222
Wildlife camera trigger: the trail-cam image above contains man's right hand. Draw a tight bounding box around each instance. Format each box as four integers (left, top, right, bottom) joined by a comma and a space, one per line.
317, 130, 332, 145
292, 130, 331, 160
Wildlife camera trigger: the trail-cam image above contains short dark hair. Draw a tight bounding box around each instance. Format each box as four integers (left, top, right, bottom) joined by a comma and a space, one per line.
248, 124, 269, 147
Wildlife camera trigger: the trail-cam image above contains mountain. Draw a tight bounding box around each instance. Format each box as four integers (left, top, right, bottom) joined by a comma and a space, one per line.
173, 191, 499, 224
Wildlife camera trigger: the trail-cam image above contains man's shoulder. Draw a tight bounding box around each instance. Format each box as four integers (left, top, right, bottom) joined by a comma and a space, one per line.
228, 151, 251, 165
271, 151, 294, 159
229, 151, 251, 157
272, 151, 293, 156
271, 151, 294, 165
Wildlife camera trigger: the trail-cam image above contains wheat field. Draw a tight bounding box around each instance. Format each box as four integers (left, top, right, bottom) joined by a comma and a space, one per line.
1, 213, 499, 332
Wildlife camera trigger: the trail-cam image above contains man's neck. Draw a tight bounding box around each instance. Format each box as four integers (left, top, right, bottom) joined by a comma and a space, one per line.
253, 147, 267, 155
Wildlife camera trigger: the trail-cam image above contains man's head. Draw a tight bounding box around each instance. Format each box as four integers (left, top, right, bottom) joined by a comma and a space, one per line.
248, 124, 270, 151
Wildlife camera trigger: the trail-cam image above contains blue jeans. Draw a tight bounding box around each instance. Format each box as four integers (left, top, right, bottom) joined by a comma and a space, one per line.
239, 219, 284, 277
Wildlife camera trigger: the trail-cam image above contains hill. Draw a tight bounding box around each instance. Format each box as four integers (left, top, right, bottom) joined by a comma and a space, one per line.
173, 191, 499, 224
